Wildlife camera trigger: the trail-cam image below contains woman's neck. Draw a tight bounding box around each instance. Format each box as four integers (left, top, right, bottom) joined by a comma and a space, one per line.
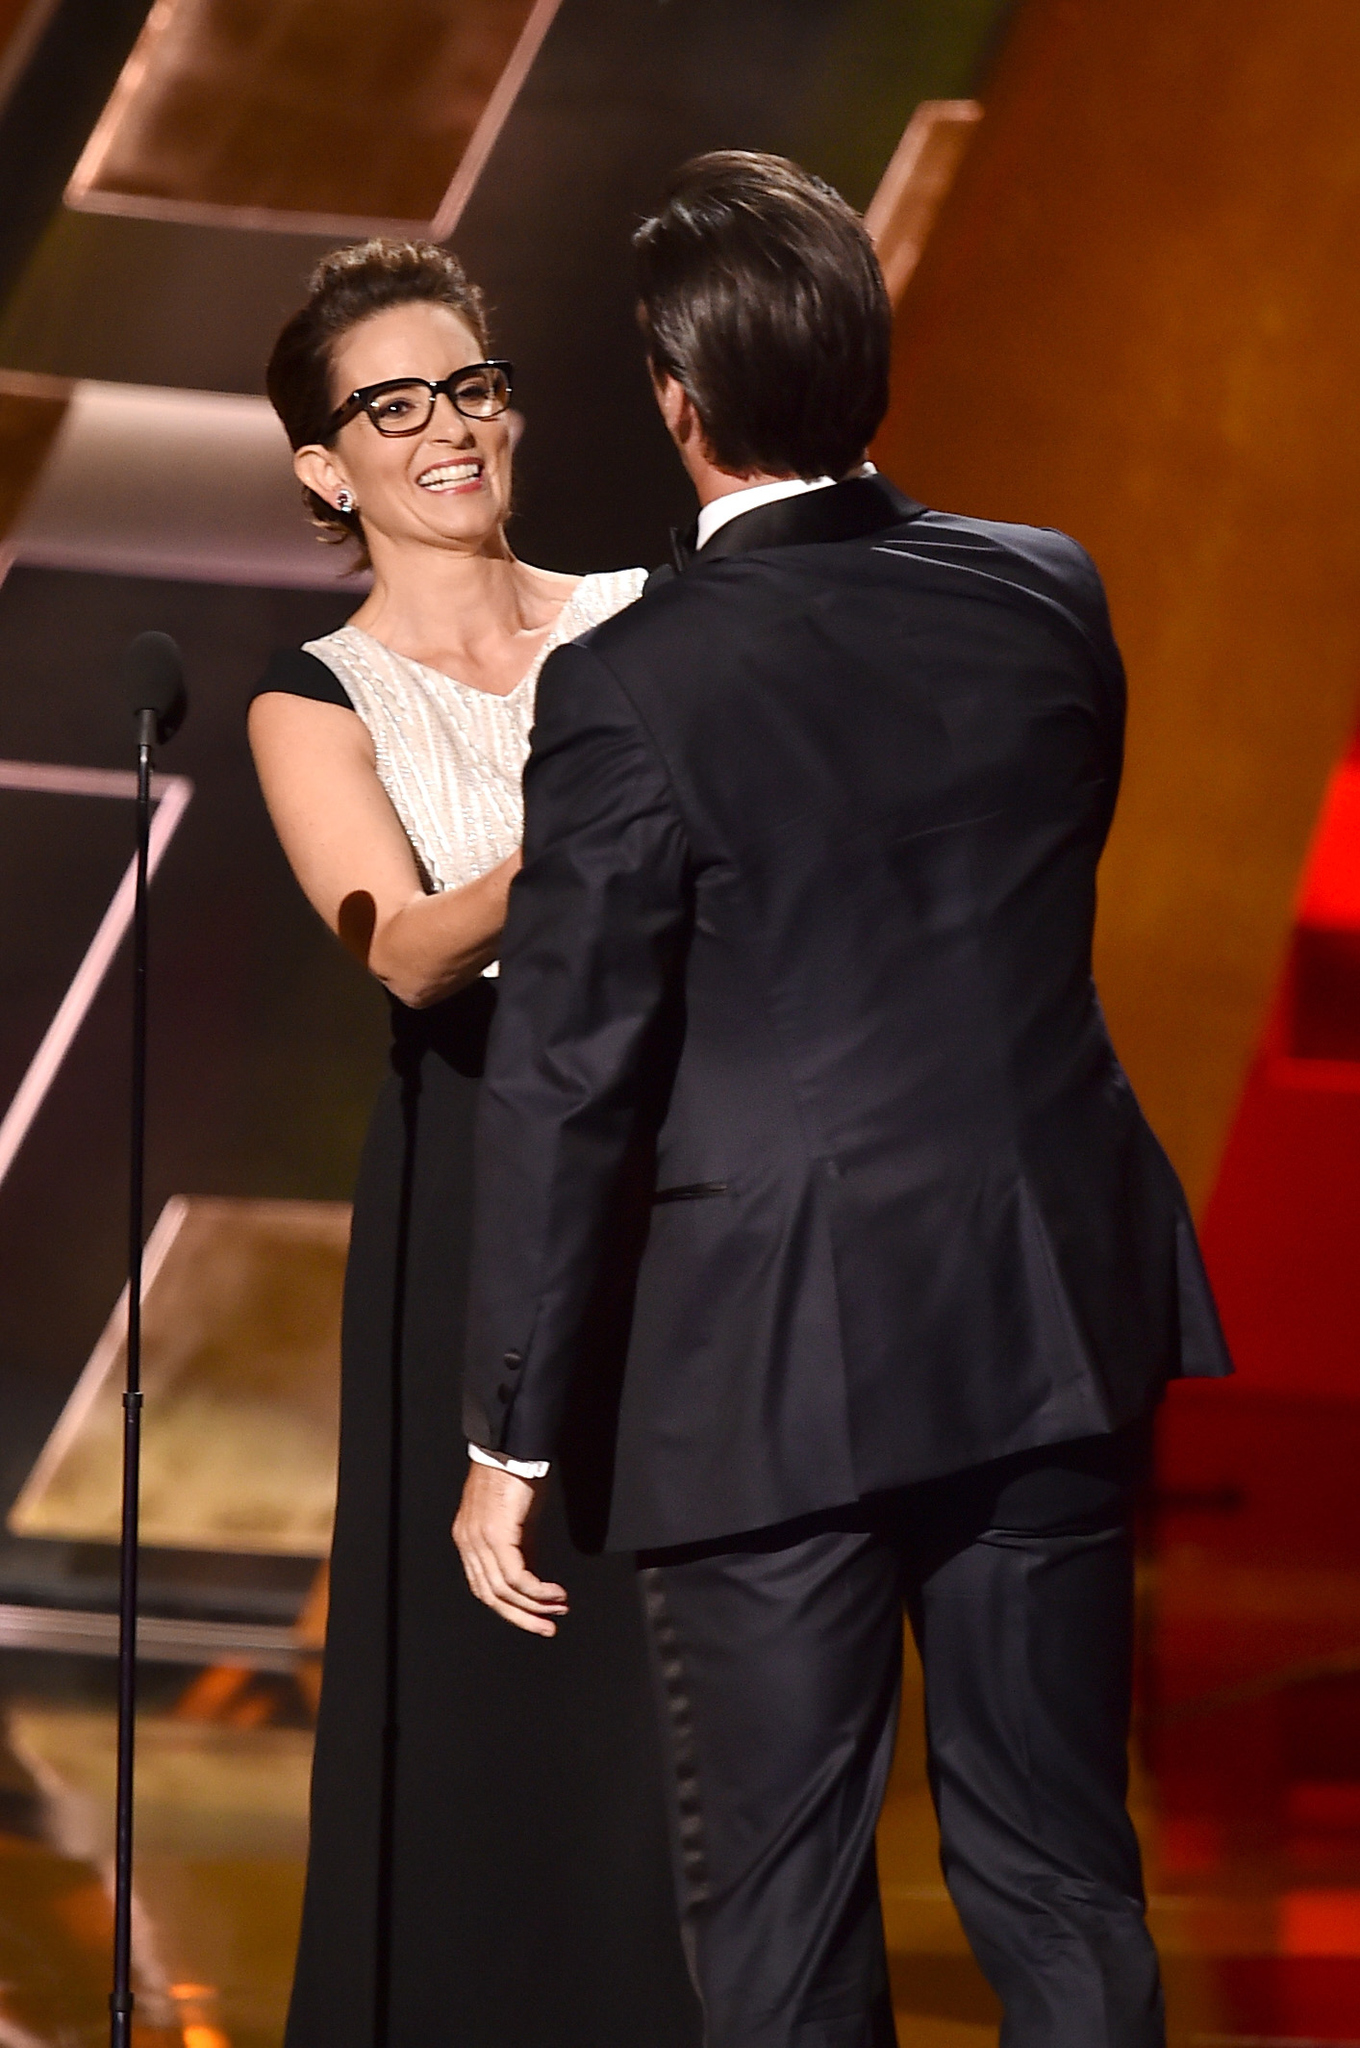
347, 537, 577, 691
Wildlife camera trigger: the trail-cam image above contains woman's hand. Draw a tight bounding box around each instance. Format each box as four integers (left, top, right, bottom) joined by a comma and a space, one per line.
453, 1463, 567, 1636
249, 691, 518, 1005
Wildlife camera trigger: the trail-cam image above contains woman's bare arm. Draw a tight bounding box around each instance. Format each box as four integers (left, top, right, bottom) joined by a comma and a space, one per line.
248, 691, 520, 1008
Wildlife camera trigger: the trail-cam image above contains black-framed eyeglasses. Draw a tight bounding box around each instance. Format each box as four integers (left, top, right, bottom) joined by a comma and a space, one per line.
325, 361, 514, 440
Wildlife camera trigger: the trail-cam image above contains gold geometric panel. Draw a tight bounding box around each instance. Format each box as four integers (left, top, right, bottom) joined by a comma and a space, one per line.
65, 0, 563, 237
872, 0, 1360, 1210
863, 100, 982, 308
6, 378, 340, 589
0, 373, 71, 544
9, 1196, 348, 1556
7, 1705, 310, 2039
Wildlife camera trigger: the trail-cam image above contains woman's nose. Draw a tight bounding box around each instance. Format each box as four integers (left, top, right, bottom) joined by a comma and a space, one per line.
431, 393, 477, 438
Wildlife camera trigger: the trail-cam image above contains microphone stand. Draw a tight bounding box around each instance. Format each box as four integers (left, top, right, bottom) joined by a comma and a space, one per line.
109, 703, 157, 2048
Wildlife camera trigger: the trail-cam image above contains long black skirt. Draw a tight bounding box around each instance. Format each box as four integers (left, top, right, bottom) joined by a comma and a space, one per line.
285, 984, 698, 2047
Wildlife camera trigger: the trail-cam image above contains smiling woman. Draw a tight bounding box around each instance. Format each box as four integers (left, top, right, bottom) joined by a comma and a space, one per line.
265, 241, 497, 562
254, 240, 586, 999
243, 242, 692, 2048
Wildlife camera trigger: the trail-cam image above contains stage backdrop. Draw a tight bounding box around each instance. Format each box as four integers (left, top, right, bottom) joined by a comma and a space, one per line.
873, 0, 1360, 1212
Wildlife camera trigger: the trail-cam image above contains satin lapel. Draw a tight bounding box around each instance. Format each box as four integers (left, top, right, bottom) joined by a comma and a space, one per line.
695, 475, 926, 563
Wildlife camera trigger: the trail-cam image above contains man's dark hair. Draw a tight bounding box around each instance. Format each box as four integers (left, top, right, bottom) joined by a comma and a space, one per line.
633, 151, 892, 481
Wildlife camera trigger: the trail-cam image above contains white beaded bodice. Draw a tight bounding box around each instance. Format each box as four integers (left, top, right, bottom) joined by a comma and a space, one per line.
304, 567, 646, 892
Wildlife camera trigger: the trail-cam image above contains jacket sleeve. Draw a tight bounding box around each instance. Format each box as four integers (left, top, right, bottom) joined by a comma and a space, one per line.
462, 637, 690, 1459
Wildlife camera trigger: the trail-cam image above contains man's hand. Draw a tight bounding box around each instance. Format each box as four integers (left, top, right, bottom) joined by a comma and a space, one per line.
453, 1462, 567, 1636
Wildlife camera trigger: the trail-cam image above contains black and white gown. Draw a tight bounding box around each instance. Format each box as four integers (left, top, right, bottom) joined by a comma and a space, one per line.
251, 572, 697, 2048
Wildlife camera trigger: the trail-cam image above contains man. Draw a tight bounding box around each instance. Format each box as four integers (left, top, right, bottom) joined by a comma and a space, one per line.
454, 152, 1230, 2048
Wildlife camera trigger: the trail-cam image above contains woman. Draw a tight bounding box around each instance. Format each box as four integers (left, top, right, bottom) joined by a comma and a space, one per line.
249, 240, 696, 2048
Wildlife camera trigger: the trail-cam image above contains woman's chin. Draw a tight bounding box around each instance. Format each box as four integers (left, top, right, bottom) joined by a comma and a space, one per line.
410, 499, 505, 551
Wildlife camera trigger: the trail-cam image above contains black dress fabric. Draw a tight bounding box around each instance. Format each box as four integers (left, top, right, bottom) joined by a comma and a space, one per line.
251, 646, 698, 2043
286, 984, 697, 2046
257, 644, 356, 708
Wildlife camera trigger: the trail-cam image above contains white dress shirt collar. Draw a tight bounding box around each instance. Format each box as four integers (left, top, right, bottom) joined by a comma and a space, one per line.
695, 463, 877, 552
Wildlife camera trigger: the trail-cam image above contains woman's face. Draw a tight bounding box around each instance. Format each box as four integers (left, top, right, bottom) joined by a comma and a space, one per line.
299, 300, 513, 558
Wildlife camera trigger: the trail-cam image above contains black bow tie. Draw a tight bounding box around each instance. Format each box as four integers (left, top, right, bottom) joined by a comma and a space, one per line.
669, 521, 699, 572
642, 522, 697, 594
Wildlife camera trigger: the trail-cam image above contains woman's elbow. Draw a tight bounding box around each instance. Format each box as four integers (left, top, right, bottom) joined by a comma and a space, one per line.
360, 893, 497, 1007
381, 968, 446, 1009
366, 944, 443, 1008
351, 900, 438, 1006
373, 951, 489, 1009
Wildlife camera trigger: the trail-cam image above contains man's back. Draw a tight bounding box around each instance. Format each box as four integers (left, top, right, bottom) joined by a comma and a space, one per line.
465, 481, 1229, 1549
458, 156, 1220, 2048
596, 501, 1126, 1173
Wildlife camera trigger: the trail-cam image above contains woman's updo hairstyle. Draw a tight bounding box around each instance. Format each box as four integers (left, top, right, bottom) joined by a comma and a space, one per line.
267, 238, 490, 561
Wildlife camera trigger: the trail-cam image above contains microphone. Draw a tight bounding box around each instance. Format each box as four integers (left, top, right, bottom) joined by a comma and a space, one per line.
121, 631, 186, 748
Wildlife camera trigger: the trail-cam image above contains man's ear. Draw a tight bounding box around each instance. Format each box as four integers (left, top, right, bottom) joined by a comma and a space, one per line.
294, 443, 351, 511
651, 370, 699, 451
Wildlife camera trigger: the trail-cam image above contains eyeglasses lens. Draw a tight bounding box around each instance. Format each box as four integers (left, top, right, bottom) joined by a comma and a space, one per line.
451, 367, 511, 419
366, 383, 434, 434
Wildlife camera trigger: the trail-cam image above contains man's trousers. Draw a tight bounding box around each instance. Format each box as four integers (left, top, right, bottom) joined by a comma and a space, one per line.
637, 1423, 1163, 2048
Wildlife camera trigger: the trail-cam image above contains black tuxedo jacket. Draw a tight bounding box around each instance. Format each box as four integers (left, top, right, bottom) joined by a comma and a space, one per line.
464, 475, 1230, 1551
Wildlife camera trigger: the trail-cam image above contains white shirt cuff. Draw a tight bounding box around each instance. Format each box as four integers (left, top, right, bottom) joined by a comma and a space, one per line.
468, 1442, 550, 1479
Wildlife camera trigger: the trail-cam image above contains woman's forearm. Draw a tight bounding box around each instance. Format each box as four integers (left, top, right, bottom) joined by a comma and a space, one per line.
355, 852, 521, 1007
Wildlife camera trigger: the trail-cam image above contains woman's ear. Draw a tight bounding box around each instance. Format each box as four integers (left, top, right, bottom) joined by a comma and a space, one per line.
294, 443, 350, 511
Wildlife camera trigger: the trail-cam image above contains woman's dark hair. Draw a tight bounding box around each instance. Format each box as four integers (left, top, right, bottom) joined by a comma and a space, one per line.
633, 152, 891, 481
266, 238, 490, 560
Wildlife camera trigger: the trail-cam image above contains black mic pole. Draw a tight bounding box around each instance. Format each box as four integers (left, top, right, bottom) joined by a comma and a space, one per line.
111, 632, 186, 2048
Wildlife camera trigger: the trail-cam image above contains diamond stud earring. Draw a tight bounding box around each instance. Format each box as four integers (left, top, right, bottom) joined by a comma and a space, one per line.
337, 489, 355, 513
